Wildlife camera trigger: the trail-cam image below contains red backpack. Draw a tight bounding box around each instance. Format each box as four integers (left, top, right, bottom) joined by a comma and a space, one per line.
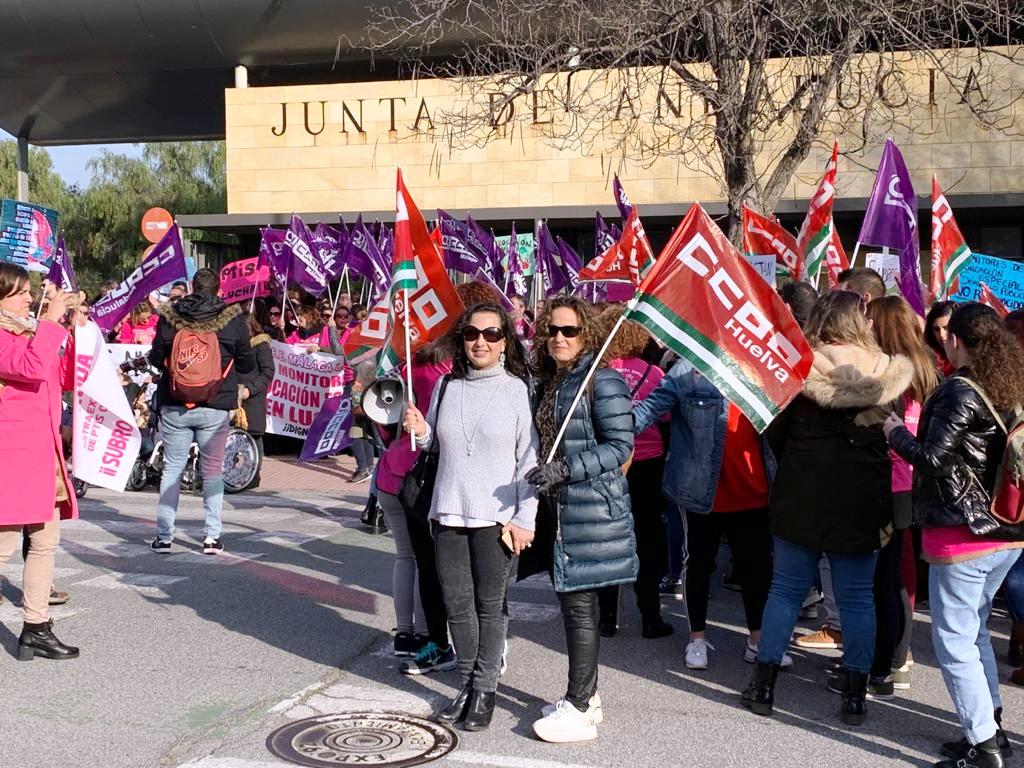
958, 378, 1024, 526
168, 329, 233, 405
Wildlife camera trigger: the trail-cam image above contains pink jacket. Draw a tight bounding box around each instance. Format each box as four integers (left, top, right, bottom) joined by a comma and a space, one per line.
376, 360, 452, 496
117, 315, 158, 345
0, 320, 77, 525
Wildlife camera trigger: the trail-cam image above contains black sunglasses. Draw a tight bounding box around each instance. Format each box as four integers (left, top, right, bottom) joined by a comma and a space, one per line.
547, 324, 581, 339
269, 310, 282, 316
461, 326, 505, 343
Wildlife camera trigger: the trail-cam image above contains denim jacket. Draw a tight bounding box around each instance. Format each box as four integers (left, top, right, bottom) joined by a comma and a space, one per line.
633, 358, 776, 514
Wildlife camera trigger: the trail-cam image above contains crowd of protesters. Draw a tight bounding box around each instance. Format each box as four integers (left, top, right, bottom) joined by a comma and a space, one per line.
4, 259, 1024, 768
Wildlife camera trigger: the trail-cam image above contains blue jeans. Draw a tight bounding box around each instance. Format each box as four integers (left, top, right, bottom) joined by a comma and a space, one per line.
930, 548, 1021, 744
157, 406, 230, 542
758, 537, 878, 673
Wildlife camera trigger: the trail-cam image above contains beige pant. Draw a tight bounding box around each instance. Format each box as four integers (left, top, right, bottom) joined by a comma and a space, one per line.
0, 509, 61, 624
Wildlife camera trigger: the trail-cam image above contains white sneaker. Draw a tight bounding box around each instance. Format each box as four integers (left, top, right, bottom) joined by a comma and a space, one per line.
684, 638, 714, 670
533, 699, 599, 743
541, 693, 603, 724
499, 638, 509, 677
743, 641, 794, 670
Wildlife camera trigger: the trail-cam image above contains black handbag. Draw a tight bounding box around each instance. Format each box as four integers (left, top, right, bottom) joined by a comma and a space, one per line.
398, 376, 450, 516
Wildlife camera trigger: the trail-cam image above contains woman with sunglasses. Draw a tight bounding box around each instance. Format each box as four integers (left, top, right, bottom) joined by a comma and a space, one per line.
525, 295, 637, 743
743, 291, 911, 726
403, 302, 539, 732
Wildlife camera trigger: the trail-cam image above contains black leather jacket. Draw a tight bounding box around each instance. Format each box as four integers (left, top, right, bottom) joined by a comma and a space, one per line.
888, 370, 1004, 530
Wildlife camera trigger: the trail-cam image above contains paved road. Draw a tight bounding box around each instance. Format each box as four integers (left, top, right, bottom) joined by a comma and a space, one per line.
2, 486, 1021, 768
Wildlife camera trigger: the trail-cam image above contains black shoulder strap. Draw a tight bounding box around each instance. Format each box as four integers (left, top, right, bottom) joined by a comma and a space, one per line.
630, 363, 653, 398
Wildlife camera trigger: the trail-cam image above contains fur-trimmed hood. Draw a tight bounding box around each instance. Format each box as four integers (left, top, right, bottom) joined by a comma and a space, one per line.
157, 299, 241, 333
802, 343, 913, 409
250, 333, 271, 347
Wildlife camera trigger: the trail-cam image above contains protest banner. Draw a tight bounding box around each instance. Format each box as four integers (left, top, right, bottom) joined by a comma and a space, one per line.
265, 341, 348, 438
73, 321, 142, 491
298, 395, 355, 462
495, 233, 535, 276
92, 224, 187, 333
951, 252, 1024, 311
0, 199, 58, 272
625, 203, 813, 432
865, 252, 902, 293
219, 257, 272, 304
743, 254, 777, 286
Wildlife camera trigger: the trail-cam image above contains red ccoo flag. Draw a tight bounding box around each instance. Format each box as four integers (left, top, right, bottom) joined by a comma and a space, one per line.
979, 282, 1009, 318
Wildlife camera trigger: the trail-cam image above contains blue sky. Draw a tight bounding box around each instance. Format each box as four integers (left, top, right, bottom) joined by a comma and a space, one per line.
2, 129, 143, 188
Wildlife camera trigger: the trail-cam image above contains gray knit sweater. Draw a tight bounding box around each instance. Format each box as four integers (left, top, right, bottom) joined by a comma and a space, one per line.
422, 363, 540, 530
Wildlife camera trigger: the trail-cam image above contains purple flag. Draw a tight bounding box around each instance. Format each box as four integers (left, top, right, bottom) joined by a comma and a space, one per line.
504, 224, 528, 298
343, 215, 390, 294
612, 175, 634, 221
595, 212, 617, 258
536, 222, 566, 297
313, 223, 347, 281
466, 215, 497, 277
857, 139, 925, 315
260, 228, 288, 295
438, 209, 488, 274
92, 225, 187, 333
298, 394, 354, 462
556, 237, 582, 293
285, 214, 328, 296
46, 235, 77, 292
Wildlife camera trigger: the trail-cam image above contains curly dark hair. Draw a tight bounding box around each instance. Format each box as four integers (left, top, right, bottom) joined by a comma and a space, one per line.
949, 302, 1024, 410
450, 303, 529, 379
532, 295, 605, 380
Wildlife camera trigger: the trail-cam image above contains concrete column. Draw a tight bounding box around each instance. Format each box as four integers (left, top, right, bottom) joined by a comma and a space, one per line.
234, 65, 248, 89
16, 135, 29, 202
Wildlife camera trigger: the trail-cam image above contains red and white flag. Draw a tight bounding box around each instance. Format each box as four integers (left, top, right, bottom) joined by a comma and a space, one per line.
979, 282, 1009, 318
741, 205, 801, 281
930, 177, 974, 303
579, 207, 655, 286
797, 142, 840, 284
625, 204, 814, 431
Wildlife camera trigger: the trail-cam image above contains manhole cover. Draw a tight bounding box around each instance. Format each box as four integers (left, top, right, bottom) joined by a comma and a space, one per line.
266, 712, 458, 767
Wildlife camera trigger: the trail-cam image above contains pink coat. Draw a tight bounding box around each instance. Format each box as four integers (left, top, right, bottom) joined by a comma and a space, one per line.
0, 320, 77, 525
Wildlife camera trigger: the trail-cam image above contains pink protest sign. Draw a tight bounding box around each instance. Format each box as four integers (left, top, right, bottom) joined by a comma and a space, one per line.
220, 257, 272, 304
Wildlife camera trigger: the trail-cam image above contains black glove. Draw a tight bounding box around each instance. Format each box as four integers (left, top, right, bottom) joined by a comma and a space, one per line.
525, 461, 569, 494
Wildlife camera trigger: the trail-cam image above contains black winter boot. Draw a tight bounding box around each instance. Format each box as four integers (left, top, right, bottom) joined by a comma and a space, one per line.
941, 709, 1013, 759
741, 661, 779, 716
840, 670, 868, 726
18, 620, 79, 661
463, 690, 496, 731
935, 735, 1005, 768
360, 493, 388, 534
436, 686, 472, 724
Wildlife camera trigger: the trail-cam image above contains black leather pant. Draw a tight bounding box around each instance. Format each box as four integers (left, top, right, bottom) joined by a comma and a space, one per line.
558, 588, 600, 711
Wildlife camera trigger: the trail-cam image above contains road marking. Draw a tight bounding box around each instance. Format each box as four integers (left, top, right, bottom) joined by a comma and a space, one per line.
0, 603, 81, 622
164, 552, 266, 566
61, 540, 151, 559
242, 531, 327, 547
75, 573, 187, 591
269, 682, 438, 720
2, 565, 80, 579
449, 752, 597, 768
178, 759, 294, 768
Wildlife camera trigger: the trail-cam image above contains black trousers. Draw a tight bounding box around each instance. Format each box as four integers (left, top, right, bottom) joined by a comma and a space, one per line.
871, 528, 910, 677
558, 588, 600, 711
434, 524, 514, 692
597, 457, 667, 622
403, 509, 449, 647
684, 508, 772, 633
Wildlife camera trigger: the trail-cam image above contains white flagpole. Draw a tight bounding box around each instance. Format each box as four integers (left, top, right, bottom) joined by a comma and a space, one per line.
404, 287, 415, 449
544, 300, 634, 464
34, 279, 49, 319
331, 265, 349, 316
850, 242, 862, 271
344, 265, 352, 302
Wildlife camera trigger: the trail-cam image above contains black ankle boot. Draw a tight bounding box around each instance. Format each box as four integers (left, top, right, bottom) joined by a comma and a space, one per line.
936, 735, 1006, 768
641, 614, 674, 639
360, 494, 388, 534
463, 690, 496, 731
840, 670, 868, 726
598, 611, 617, 638
942, 710, 1013, 760
18, 619, 79, 661
436, 686, 472, 724
741, 661, 779, 716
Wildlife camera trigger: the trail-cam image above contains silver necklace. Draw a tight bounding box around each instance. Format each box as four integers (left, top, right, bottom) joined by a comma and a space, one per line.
460, 376, 505, 456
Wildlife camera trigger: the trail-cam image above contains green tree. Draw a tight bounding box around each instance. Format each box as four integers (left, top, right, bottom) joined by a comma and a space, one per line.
0, 142, 73, 218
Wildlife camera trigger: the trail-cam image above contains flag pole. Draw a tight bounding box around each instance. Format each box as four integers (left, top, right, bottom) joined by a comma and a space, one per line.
344, 265, 352, 303
332, 265, 349, 316
34, 279, 49, 319
544, 298, 635, 464
850, 242, 862, 270
404, 287, 415, 449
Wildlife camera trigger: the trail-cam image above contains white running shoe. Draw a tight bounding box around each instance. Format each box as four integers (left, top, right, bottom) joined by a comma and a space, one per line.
533, 699, 599, 743
684, 638, 714, 670
743, 641, 794, 670
541, 693, 603, 724
499, 638, 509, 677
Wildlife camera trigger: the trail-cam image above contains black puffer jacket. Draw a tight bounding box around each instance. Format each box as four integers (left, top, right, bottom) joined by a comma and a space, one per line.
889, 370, 1008, 531
240, 334, 276, 435
148, 295, 256, 411
536, 354, 638, 592
768, 344, 913, 554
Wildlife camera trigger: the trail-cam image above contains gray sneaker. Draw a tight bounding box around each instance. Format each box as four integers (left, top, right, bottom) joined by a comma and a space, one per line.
399, 642, 456, 675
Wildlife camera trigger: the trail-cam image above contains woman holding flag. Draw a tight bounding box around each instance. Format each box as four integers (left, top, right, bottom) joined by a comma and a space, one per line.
525, 295, 637, 744
0, 264, 81, 660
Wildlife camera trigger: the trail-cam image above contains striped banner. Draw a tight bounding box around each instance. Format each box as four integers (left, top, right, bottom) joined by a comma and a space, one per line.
930, 177, 974, 302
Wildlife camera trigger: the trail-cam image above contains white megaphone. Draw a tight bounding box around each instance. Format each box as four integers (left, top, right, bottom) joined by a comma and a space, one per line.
362, 375, 407, 426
